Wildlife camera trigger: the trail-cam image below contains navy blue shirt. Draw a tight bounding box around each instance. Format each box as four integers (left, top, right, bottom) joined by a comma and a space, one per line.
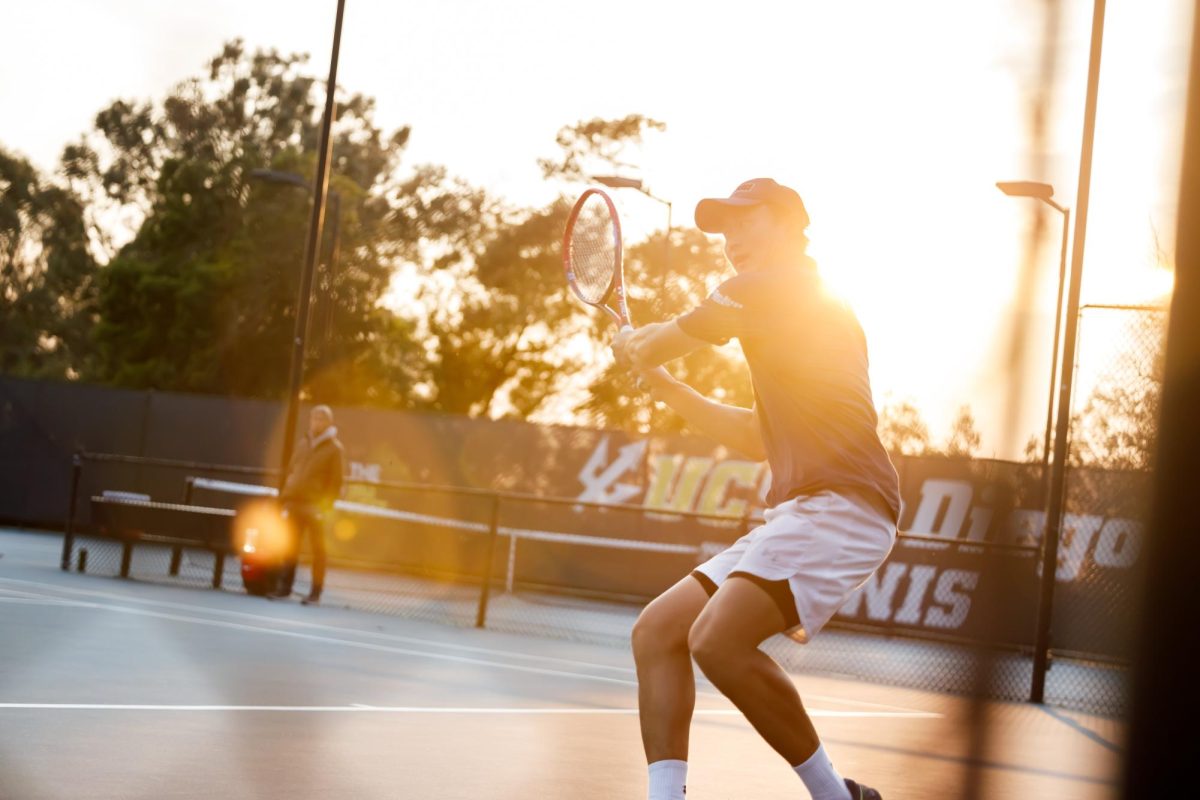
676, 261, 901, 520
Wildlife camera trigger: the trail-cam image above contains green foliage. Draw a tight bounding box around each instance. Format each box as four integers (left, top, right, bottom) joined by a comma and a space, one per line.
12, 43, 760, 435
389, 113, 744, 431
69, 40, 413, 401
0, 147, 96, 378
433, 199, 575, 416
577, 227, 752, 433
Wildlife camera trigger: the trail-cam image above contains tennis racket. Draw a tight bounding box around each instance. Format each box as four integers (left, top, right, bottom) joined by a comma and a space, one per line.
562, 188, 633, 332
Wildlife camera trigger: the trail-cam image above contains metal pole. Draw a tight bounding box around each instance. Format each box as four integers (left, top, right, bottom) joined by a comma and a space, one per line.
120, 540, 133, 578
277, 0, 347, 491
663, 200, 672, 306
307, 191, 339, 362
1041, 208, 1071, 482
212, 553, 226, 590
322, 192, 342, 352
1031, 0, 1106, 704
60, 452, 82, 571
475, 495, 503, 629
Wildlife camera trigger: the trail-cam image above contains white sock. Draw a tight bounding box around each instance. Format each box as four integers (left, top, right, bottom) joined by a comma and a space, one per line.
793, 744, 851, 800
647, 759, 688, 800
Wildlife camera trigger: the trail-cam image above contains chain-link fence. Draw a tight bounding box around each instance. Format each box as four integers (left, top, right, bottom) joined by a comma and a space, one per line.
1044, 304, 1168, 715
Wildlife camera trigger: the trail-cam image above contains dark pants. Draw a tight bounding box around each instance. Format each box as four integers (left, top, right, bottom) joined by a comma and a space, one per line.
281, 504, 327, 597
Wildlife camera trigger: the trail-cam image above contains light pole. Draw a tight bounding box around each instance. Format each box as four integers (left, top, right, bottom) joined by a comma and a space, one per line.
250, 169, 343, 354
996, 181, 1070, 479
274, 0, 345, 491
1014, 0, 1106, 706
591, 175, 673, 306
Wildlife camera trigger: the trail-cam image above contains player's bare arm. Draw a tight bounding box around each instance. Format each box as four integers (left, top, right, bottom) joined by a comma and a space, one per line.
612, 321, 702, 371
637, 366, 767, 461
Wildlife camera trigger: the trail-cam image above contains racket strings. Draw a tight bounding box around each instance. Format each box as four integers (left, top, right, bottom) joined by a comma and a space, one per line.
568, 199, 618, 304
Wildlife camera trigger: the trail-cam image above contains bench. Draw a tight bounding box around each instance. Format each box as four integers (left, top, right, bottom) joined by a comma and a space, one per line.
89, 495, 237, 588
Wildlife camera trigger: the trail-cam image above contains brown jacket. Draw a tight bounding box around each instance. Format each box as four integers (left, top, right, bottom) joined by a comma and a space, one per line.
281, 427, 344, 513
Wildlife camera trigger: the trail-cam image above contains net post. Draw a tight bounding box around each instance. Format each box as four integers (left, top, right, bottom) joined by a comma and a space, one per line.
505, 528, 518, 594
119, 539, 133, 578
60, 452, 83, 571
475, 494, 503, 629
169, 548, 183, 576
212, 552, 225, 589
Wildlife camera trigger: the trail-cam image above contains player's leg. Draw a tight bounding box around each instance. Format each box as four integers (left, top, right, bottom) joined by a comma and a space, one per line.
688, 575, 819, 762
689, 576, 855, 800
631, 575, 710, 799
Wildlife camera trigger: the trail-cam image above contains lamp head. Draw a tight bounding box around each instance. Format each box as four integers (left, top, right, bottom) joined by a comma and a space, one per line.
591, 175, 644, 190
996, 181, 1056, 200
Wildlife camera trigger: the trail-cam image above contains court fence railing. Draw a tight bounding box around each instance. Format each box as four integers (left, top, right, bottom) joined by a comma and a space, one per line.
59, 449, 1130, 715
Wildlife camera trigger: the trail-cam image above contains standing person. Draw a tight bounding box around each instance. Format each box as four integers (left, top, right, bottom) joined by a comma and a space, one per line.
278, 404, 344, 605
612, 179, 900, 800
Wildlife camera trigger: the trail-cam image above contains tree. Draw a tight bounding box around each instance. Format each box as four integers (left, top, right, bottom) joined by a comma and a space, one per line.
66, 40, 416, 401
944, 404, 982, 457
387, 113, 743, 429
45, 50, 753, 428
0, 147, 95, 378
534, 114, 753, 433
538, 115, 666, 184
877, 398, 934, 456
1069, 309, 1166, 470
575, 227, 753, 433
417, 196, 577, 416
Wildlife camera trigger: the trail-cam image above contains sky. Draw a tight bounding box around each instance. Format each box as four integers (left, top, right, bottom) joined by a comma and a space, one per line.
2, 0, 1193, 458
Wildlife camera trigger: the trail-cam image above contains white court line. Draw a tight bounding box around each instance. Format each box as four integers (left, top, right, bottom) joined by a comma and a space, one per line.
0, 597, 83, 607
0, 577, 940, 716
0, 703, 940, 719
9, 596, 648, 689
0, 576, 639, 675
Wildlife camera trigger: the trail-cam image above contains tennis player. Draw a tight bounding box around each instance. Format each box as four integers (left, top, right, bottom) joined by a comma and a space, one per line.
612, 178, 900, 800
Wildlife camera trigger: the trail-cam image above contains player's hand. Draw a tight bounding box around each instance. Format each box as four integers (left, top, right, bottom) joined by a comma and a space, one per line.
611, 326, 636, 369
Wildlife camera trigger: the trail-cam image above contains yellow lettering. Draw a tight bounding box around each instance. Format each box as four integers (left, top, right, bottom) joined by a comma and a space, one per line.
645, 455, 714, 518
696, 461, 763, 523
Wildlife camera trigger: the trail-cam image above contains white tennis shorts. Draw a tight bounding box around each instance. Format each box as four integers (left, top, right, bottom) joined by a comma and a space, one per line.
694, 488, 896, 643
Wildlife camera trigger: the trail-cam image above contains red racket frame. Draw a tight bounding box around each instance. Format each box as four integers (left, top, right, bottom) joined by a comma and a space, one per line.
562, 188, 632, 328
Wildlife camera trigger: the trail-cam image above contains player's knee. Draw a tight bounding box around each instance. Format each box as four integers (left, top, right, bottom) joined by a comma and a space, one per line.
632, 604, 687, 662
687, 617, 732, 679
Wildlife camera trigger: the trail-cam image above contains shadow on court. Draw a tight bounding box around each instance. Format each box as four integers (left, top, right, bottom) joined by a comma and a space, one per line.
0, 529, 1119, 799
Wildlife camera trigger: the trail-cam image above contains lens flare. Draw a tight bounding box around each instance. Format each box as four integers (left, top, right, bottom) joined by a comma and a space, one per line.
234, 501, 292, 560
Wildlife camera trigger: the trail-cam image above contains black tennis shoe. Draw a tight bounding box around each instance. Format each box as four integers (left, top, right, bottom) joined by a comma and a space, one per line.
845, 778, 882, 799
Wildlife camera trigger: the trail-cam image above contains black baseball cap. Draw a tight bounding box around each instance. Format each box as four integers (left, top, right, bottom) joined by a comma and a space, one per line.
694, 178, 810, 234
